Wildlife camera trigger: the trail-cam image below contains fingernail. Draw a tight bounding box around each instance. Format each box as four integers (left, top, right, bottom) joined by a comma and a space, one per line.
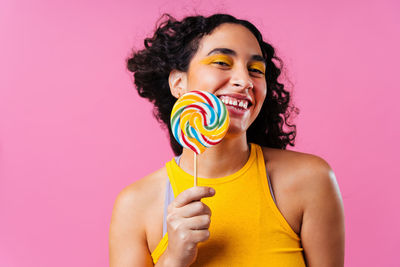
209, 188, 215, 194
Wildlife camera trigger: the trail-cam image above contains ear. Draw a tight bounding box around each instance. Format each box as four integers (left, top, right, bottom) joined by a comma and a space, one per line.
169, 69, 188, 98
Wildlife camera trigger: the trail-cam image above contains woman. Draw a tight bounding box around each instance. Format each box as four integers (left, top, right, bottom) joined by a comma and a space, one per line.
109, 14, 345, 267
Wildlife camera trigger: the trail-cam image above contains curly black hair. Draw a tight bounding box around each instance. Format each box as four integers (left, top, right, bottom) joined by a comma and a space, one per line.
127, 13, 298, 156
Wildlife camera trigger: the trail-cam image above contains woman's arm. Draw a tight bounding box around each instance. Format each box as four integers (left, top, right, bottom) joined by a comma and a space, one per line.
109, 175, 215, 267
300, 156, 345, 267
109, 184, 154, 267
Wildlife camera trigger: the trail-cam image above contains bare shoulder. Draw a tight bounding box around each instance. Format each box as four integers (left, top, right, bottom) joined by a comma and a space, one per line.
109, 167, 167, 266
261, 146, 337, 193
111, 166, 167, 222
122, 167, 167, 200
261, 146, 332, 171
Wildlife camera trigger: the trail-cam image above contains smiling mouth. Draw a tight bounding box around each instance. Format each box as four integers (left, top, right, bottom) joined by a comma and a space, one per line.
219, 95, 252, 110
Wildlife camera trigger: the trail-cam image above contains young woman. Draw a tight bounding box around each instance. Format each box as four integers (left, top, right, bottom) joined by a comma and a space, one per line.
109, 14, 345, 267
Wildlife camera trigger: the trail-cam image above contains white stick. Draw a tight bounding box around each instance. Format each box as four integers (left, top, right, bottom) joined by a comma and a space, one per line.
194, 152, 197, 187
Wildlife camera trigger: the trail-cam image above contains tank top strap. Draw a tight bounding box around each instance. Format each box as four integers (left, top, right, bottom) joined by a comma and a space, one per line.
266, 163, 276, 204
162, 155, 181, 236
254, 144, 277, 204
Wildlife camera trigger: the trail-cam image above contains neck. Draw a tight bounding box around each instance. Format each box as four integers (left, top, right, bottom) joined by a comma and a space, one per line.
179, 134, 251, 178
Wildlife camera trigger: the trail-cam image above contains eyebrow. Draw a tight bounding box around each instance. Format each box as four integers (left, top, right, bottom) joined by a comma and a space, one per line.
206, 48, 266, 64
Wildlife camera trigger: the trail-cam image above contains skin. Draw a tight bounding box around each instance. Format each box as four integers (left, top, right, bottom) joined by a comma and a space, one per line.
109, 23, 345, 267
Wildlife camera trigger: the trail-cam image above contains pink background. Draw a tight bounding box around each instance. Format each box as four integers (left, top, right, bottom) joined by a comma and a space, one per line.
1, 0, 399, 266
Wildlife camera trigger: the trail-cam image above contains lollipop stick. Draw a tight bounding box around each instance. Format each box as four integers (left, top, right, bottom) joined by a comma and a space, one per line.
194, 152, 197, 187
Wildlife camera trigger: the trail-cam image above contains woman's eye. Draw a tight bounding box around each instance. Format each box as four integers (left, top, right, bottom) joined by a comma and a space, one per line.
249, 68, 265, 75
213, 61, 231, 67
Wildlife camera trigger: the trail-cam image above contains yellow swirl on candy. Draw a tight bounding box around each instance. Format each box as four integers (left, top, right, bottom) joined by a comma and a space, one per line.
170, 90, 230, 154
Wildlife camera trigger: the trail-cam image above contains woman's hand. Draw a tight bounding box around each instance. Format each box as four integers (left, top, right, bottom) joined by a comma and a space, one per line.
160, 186, 215, 267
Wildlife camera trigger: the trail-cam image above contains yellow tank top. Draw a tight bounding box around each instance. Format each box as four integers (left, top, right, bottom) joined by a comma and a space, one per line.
151, 143, 306, 266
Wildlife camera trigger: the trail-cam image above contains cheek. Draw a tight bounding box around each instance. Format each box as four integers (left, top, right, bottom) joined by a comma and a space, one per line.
188, 69, 226, 91
255, 82, 267, 101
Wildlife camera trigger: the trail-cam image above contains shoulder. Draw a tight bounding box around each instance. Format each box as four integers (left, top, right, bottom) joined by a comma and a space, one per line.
261, 146, 332, 172
109, 167, 168, 265
110, 167, 167, 243
111, 166, 167, 225
261, 146, 335, 185
261, 146, 342, 210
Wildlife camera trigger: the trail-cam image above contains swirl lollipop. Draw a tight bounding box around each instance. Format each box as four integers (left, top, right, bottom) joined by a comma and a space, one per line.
171, 90, 230, 186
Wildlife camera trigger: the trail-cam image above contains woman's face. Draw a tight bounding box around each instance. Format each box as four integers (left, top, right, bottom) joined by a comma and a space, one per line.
177, 23, 267, 137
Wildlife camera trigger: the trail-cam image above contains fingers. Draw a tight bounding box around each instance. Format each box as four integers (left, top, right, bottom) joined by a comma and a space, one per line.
186, 215, 211, 230
190, 229, 210, 243
178, 201, 212, 218
168, 214, 211, 231
168, 215, 211, 241
173, 186, 215, 208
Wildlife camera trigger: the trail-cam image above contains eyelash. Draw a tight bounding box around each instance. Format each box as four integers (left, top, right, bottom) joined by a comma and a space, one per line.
212, 61, 265, 75
248, 68, 264, 74
212, 61, 231, 67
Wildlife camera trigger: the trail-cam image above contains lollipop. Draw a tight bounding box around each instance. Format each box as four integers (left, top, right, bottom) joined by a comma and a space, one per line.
170, 90, 230, 185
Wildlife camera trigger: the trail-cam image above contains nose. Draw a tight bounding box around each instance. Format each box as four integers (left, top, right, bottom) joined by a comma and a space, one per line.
232, 79, 253, 90
230, 66, 253, 91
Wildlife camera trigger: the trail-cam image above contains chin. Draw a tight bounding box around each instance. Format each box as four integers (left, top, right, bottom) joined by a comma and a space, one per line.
225, 126, 247, 138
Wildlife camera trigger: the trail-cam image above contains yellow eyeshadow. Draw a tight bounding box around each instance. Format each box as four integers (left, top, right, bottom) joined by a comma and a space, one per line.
249, 61, 266, 74
200, 54, 233, 65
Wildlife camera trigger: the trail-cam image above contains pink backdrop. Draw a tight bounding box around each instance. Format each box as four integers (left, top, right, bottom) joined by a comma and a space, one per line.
1, 0, 399, 266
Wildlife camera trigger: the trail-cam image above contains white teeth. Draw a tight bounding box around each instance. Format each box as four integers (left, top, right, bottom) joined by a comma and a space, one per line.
219, 96, 250, 109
